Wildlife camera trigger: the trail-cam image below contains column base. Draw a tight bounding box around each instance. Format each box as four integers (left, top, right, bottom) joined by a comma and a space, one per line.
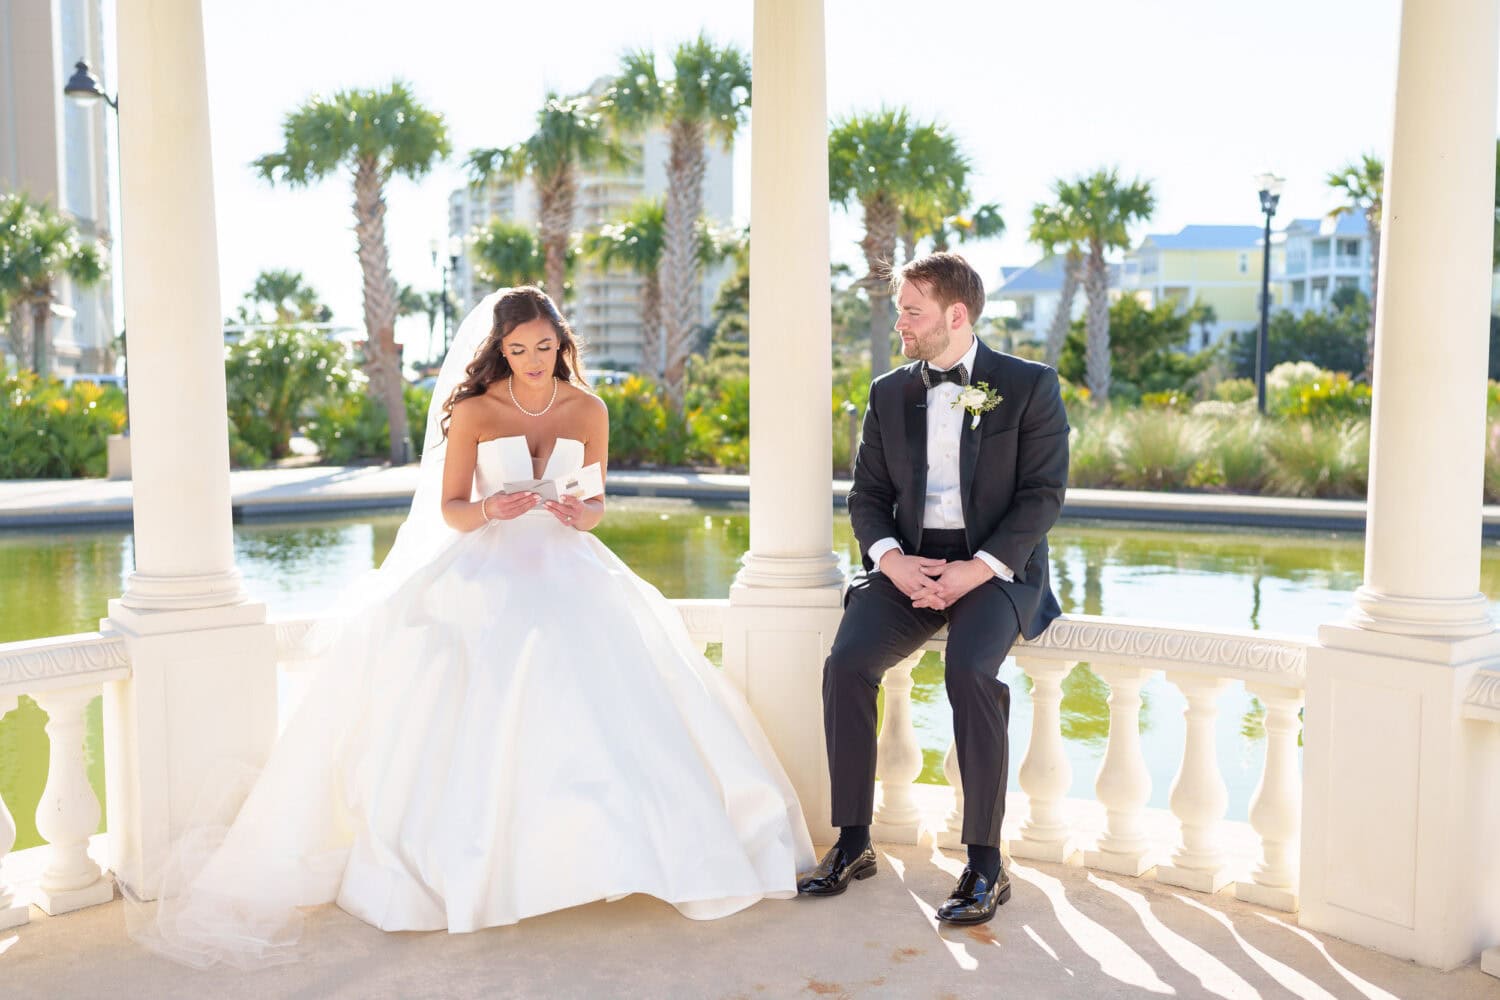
1157, 863, 1232, 894
113, 568, 252, 618
1235, 881, 1299, 913
32, 875, 113, 915
1349, 586, 1494, 639
0, 901, 28, 930
1086, 847, 1156, 878
1481, 946, 1499, 979
734, 552, 845, 591
1007, 835, 1082, 866
107, 595, 265, 637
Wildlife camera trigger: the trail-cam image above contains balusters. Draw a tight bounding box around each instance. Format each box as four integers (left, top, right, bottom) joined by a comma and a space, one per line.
937, 738, 964, 849
1236, 683, 1304, 911
31, 687, 113, 914
1085, 665, 1158, 876
0, 696, 27, 930
1158, 675, 1232, 892
1007, 657, 1081, 864
873, 653, 923, 841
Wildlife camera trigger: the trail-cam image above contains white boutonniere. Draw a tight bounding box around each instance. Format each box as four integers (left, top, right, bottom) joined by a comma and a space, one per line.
953, 381, 1003, 430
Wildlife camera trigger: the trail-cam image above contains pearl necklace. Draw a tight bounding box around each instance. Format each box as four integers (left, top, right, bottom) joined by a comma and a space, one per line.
509, 375, 559, 417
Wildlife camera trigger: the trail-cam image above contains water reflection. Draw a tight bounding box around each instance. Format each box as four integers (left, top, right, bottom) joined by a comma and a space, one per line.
4, 505, 1499, 849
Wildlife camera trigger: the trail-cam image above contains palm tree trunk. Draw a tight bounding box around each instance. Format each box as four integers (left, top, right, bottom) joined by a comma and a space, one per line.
661, 119, 708, 406
640, 266, 663, 379
1083, 240, 1111, 404
1365, 210, 1381, 379
30, 293, 51, 377
2, 309, 25, 368
863, 193, 901, 379
352, 157, 411, 464
1045, 249, 1082, 367
538, 166, 576, 303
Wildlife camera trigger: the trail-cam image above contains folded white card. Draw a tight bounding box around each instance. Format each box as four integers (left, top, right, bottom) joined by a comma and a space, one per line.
503, 462, 604, 501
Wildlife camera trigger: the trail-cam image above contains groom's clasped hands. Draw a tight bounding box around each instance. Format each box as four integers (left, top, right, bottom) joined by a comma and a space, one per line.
878, 550, 993, 611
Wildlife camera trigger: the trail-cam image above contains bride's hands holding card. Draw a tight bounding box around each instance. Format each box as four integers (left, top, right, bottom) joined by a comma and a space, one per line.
480, 490, 540, 522
545, 494, 601, 531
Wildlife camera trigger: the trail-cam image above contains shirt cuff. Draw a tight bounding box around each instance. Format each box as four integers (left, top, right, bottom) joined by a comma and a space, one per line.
974, 550, 1015, 582
868, 537, 903, 569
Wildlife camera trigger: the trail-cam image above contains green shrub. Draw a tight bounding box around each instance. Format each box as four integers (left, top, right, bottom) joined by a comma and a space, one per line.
596, 375, 693, 467
1140, 390, 1191, 411
1213, 377, 1256, 404
1113, 410, 1207, 490
1067, 413, 1119, 488
302, 383, 429, 465
224, 326, 354, 463
0, 367, 126, 478
1486, 421, 1500, 504
1267, 420, 1369, 498
1265, 361, 1333, 416
689, 375, 749, 471
1284, 373, 1372, 420
1195, 417, 1271, 492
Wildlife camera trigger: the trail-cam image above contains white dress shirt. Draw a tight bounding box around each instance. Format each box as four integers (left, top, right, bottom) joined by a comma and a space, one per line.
868, 337, 1014, 581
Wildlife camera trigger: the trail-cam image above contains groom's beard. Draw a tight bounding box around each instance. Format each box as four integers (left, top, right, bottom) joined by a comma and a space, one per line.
903, 324, 950, 363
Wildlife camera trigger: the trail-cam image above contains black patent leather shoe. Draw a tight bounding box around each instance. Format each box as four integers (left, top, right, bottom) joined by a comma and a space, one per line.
936, 864, 1011, 925
796, 844, 877, 896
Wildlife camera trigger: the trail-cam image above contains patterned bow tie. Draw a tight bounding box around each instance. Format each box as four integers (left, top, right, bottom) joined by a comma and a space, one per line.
921, 363, 969, 390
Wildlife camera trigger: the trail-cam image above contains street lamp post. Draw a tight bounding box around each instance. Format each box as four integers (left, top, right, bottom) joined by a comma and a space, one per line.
430, 235, 463, 357
1254, 172, 1285, 414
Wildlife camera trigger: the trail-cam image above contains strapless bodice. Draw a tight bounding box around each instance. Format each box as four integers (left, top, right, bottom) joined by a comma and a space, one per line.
474, 436, 584, 497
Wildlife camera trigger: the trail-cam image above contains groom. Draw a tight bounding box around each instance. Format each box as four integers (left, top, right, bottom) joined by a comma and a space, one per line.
797, 252, 1069, 925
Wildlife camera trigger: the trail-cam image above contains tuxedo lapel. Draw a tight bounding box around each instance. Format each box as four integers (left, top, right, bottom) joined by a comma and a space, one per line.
902, 365, 928, 545
959, 341, 1000, 520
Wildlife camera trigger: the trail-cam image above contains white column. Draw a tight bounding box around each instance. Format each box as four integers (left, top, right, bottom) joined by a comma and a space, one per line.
1007, 658, 1080, 864
109, 0, 251, 624
872, 654, 922, 842
0, 696, 28, 931
937, 738, 964, 850
1302, 0, 1500, 970
1085, 665, 1157, 877
1157, 675, 1232, 893
31, 687, 113, 914
1237, 683, 1302, 912
103, 0, 278, 898
724, 0, 844, 846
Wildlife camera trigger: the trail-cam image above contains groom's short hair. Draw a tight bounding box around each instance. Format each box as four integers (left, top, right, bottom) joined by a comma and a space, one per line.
894, 252, 986, 325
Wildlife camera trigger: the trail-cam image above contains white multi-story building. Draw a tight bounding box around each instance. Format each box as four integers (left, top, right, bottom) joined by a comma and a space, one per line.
449, 117, 734, 371
1277, 214, 1372, 314
0, 0, 116, 374
988, 256, 1117, 346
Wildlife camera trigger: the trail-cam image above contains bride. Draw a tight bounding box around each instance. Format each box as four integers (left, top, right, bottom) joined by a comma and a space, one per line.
132, 286, 814, 967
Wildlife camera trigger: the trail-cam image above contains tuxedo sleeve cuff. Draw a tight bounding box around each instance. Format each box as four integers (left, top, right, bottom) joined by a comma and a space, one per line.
974, 550, 1015, 582
868, 537, 903, 569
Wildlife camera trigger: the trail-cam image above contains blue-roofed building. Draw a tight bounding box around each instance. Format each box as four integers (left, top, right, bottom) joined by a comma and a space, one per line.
989, 255, 1118, 346
1277, 215, 1372, 314
1120, 225, 1275, 351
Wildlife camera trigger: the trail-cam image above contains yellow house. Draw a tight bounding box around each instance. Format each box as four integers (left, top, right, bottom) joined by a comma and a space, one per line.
1119, 224, 1282, 351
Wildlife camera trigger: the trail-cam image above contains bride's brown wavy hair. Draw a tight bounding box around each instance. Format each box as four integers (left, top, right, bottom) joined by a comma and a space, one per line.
441, 286, 584, 437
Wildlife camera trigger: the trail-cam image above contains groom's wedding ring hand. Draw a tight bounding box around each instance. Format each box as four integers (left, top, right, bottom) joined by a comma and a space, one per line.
483, 491, 540, 522
880, 552, 948, 602
912, 560, 991, 610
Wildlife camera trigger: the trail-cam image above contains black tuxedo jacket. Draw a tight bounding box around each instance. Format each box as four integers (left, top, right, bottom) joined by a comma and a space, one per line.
847, 340, 1069, 639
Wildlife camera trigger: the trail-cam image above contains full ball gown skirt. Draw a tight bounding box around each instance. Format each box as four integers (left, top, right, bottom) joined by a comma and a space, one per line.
137, 438, 814, 966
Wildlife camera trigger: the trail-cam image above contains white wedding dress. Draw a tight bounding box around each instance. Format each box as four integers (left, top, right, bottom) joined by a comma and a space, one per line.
131, 295, 814, 969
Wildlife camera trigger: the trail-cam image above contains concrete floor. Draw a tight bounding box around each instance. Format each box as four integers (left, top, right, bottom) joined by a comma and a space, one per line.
6, 843, 1497, 1000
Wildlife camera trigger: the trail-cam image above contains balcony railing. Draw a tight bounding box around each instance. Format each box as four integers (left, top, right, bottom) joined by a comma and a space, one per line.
3, 604, 1499, 934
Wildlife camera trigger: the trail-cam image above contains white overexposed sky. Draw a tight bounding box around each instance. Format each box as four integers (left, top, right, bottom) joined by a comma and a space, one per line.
169, 0, 1494, 343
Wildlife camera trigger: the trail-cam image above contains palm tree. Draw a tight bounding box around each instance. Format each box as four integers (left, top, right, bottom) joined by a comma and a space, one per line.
468, 94, 630, 306
0, 191, 106, 376
1326, 154, 1385, 376
253, 82, 450, 464
828, 107, 971, 378
601, 35, 751, 403
469, 218, 550, 290
1028, 195, 1088, 367
903, 196, 1004, 258
239, 269, 331, 325
1054, 169, 1154, 403
583, 199, 738, 379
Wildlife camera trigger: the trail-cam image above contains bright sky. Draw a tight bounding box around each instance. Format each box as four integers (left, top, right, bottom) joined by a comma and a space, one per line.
184, 0, 1481, 342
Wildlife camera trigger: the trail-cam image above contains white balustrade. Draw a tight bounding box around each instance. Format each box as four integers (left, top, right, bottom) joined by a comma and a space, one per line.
1086, 665, 1159, 876
872, 653, 923, 841
0, 695, 28, 930
1237, 683, 1304, 911
1158, 674, 1232, 892
938, 738, 964, 849
1007, 657, 1081, 864
31, 686, 113, 914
